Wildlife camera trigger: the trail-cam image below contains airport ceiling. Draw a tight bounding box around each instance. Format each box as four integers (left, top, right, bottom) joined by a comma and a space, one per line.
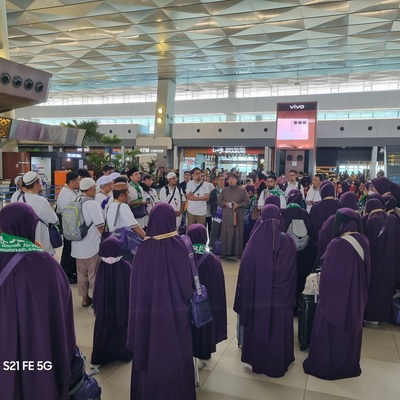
5, 0, 400, 99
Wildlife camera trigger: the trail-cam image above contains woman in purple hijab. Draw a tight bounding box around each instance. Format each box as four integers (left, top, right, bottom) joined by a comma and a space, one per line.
309, 181, 339, 264
127, 202, 195, 400
363, 198, 399, 323
383, 194, 400, 224
303, 208, 370, 380
234, 204, 297, 377
187, 224, 227, 360
281, 189, 312, 309
250, 194, 284, 236
0, 203, 76, 399
317, 191, 359, 260
91, 235, 133, 367
372, 176, 393, 196
336, 180, 350, 199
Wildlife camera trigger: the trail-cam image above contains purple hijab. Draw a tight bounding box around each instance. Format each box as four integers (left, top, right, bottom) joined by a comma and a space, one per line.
309, 182, 339, 260
317, 192, 359, 260
372, 176, 393, 195
383, 194, 400, 224
287, 188, 303, 205
187, 224, 227, 359
337, 180, 350, 198
304, 208, 370, 380
251, 196, 285, 236
363, 198, 399, 322
234, 204, 297, 377
0, 203, 76, 400
91, 235, 133, 365
127, 202, 195, 399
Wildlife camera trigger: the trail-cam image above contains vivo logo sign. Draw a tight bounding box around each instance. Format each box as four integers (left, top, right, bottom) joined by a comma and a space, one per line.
289, 104, 305, 109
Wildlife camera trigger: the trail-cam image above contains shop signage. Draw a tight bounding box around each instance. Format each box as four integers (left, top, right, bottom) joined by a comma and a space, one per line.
211, 147, 246, 154
66, 153, 82, 158
137, 147, 166, 155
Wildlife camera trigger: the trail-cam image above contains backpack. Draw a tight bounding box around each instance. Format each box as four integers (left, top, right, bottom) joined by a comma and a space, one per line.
62, 196, 94, 241
69, 347, 101, 400
287, 219, 309, 251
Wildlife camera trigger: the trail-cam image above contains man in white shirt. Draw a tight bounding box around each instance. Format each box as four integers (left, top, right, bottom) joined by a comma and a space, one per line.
159, 172, 186, 229
71, 178, 105, 307
105, 182, 146, 237
18, 171, 59, 255
201, 171, 215, 236
186, 168, 210, 228
95, 174, 113, 214
284, 170, 305, 199
56, 171, 80, 283
257, 175, 286, 209
10, 175, 23, 202
306, 174, 323, 212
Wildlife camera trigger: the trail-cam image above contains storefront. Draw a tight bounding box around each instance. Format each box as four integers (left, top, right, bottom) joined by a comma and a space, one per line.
181, 146, 264, 178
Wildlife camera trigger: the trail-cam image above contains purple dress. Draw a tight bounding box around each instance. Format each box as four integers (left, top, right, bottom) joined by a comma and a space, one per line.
187, 224, 227, 359
91, 235, 133, 365
303, 208, 371, 380
317, 191, 359, 260
0, 203, 76, 400
127, 203, 195, 400
234, 204, 297, 377
309, 182, 339, 263
363, 199, 398, 322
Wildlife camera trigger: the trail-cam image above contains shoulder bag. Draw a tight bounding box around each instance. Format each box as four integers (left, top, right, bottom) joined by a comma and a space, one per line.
181, 235, 213, 328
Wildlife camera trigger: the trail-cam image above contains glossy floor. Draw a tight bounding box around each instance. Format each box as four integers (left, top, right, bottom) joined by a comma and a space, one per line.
67, 257, 400, 400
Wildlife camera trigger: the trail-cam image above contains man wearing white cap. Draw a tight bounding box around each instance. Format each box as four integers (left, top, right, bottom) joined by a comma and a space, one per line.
71, 178, 105, 307
10, 175, 23, 203
95, 175, 113, 214
109, 172, 121, 181
17, 171, 59, 254
159, 172, 186, 229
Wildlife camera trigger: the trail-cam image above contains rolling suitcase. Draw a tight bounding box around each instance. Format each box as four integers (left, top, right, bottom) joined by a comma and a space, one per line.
298, 294, 317, 351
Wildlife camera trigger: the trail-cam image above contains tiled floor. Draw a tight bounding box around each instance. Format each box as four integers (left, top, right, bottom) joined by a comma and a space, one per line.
64, 254, 400, 400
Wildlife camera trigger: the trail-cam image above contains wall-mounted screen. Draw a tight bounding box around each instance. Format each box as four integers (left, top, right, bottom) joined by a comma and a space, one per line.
275, 102, 317, 149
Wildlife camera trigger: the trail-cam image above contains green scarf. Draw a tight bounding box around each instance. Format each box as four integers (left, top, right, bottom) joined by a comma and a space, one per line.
129, 181, 143, 201
269, 187, 283, 196
192, 243, 207, 254
0, 233, 43, 253
286, 202, 301, 209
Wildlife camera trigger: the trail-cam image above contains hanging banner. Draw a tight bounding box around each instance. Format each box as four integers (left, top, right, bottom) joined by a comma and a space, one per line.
275, 102, 318, 149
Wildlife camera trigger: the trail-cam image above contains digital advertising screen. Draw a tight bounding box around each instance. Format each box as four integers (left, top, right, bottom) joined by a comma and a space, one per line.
275, 102, 318, 149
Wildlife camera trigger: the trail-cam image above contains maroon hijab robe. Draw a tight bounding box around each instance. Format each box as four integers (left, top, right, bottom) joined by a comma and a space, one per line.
187, 224, 227, 359
303, 208, 371, 380
0, 203, 76, 400
91, 235, 133, 365
127, 203, 195, 400
234, 204, 297, 377
363, 199, 399, 322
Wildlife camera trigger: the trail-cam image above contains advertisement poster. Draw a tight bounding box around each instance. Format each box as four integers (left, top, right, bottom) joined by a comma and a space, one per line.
275, 102, 318, 149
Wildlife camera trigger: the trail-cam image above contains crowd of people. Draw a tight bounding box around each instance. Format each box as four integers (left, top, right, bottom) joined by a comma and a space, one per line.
1, 162, 400, 398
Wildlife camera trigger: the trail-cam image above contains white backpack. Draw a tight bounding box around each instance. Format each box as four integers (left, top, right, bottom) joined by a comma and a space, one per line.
287, 219, 309, 251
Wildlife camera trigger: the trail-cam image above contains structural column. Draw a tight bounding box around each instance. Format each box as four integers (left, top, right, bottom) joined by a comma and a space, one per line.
370, 146, 378, 178
154, 79, 176, 138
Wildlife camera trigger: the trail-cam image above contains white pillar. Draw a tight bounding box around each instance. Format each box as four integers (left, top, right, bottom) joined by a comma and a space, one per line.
154, 79, 176, 138
370, 146, 378, 178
